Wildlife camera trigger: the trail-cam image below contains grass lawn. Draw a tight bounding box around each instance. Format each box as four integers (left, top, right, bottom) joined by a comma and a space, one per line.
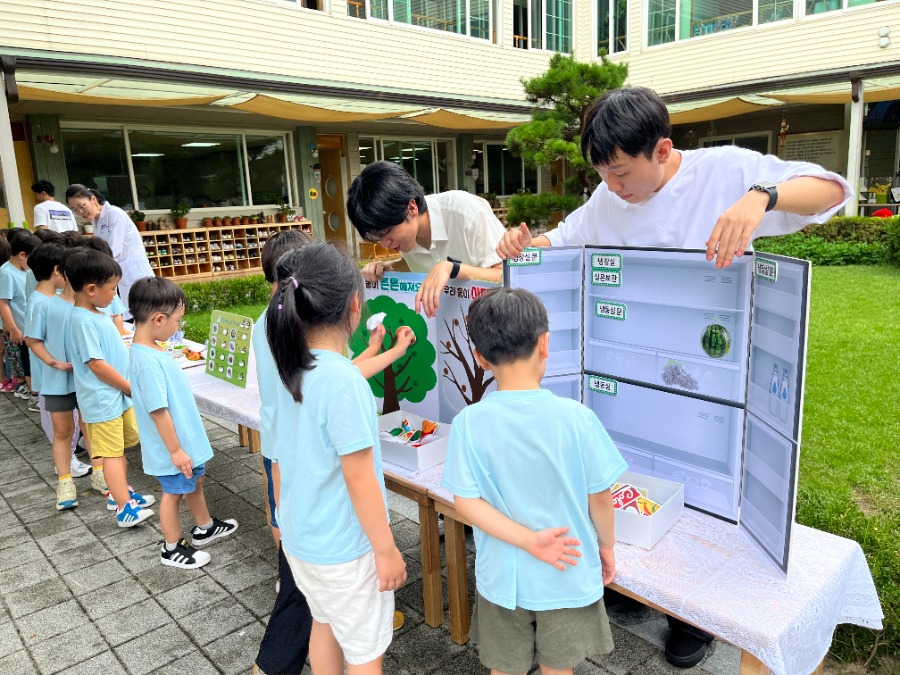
183, 302, 268, 343
183, 265, 899, 666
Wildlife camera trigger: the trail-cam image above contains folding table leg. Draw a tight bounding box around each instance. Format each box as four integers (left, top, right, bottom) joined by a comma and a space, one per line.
418, 499, 443, 628
444, 517, 470, 645
238, 424, 249, 447
739, 651, 769, 674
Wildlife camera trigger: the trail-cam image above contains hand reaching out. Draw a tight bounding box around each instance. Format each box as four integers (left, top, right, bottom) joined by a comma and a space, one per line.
393, 326, 416, 354
526, 527, 582, 571
496, 223, 533, 260
367, 323, 386, 351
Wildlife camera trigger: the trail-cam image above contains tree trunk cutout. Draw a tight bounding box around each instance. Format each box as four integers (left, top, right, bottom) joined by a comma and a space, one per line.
440, 307, 494, 406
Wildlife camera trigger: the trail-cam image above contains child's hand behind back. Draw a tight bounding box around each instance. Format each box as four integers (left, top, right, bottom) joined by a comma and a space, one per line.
527, 527, 582, 571
374, 546, 407, 591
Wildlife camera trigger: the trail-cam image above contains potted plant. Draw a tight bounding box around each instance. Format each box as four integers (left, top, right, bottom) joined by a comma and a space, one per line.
240, 214, 250, 225
249, 214, 259, 224
222, 215, 232, 227
130, 210, 147, 232
276, 199, 295, 223
212, 216, 222, 227
171, 201, 191, 229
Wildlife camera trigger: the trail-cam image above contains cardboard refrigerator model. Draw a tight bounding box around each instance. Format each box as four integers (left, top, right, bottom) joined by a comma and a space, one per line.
505, 247, 811, 573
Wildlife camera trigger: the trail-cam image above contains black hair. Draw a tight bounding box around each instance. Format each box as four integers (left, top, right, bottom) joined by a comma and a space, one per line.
346, 161, 428, 242
3, 227, 25, 241
0, 236, 10, 267
28, 242, 69, 281
11, 232, 41, 257
261, 229, 311, 284
83, 236, 113, 257
59, 230, 84, 248
128, 276, 187, 323
31, 179, 55, 196
266, 241, 364, 403
65, 249, 121, 292
34, 229, 63, 244
467, 288, 549, 366
64, 184, 107, 205
581, 87, 672, 167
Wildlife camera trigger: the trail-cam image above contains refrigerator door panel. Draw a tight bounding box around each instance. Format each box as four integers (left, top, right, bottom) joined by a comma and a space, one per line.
747, 253, 811, 442
740, 413, 799, 574
505, 247, 584, 377
541, 373, 582, 402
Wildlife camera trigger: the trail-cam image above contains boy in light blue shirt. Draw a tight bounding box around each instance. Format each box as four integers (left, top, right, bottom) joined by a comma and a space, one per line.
0, 231, 41, 403
442, 287, 627, 675
67, 249, 156, 527
129, 276, 237, 569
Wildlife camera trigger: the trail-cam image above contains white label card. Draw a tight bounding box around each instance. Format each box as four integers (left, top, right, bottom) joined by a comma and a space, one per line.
507, 248, 542, 266
591, 253, 622, 270
755, 257, 778, 283
588, 375, 618, 396
591, 270, 621, 286
595, 301, 627, 320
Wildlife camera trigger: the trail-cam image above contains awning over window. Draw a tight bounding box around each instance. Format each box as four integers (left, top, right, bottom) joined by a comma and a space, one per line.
667, 96, 783, 124
228, 94, 418, 123
402, 108, 532, 129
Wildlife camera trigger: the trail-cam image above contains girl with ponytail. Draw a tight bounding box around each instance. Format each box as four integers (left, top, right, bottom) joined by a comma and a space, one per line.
265, 241, 408, 674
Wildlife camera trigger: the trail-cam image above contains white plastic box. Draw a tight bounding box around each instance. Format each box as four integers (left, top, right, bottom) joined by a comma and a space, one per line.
378, 411, 449, 472
614, 470, 684, 549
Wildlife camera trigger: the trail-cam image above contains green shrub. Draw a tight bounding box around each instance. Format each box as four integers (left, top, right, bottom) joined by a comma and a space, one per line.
884, 217, 900, 267
505, 192, 583, 228
802, 216, 889, 244
180, 275, 270, 314
754, 234, 886, 265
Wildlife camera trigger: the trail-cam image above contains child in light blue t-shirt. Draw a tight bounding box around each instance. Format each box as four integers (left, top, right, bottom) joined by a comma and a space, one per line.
0, 231, 41, 401
442, 287, 627, 675
128, 276, 237, 569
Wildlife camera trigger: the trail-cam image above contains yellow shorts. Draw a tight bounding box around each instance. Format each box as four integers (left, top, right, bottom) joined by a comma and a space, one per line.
86, 407, 140, 459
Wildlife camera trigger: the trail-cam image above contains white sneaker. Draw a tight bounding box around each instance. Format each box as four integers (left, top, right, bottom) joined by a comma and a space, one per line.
70, 457, 92, 478
91, 471, 109, 495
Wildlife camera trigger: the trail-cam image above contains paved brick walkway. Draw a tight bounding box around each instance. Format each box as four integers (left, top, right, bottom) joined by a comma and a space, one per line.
0, 392, 739, 674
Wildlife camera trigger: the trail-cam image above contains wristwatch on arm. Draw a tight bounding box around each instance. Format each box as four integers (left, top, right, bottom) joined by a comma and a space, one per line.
749, 181, 778, 212
447, 257, 462, 279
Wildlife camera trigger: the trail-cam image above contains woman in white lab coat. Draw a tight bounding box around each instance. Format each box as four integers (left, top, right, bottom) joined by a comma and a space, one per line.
65, 184, 153, 317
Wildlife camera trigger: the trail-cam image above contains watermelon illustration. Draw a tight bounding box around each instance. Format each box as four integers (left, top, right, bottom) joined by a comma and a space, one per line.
701, 324, 731, 359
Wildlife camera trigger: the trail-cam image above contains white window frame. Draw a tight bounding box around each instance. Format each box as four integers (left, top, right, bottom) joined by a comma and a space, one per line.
361, 135, 458, 192
512, 0, 575, 52
350, 0, 496, 44
802, 0, 898, 17
475, 141, 542, 197
700, 130, 774, 155
59, 121, 298, 212
592, 0, 629, 56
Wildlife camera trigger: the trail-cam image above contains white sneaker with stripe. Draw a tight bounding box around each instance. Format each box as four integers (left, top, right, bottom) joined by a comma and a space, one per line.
160, 538, 211, 569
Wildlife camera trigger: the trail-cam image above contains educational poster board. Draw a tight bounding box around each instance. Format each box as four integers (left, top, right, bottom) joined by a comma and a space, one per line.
351, 273, 499, 423
505, 247, 810, 573
206, 311, 253, 388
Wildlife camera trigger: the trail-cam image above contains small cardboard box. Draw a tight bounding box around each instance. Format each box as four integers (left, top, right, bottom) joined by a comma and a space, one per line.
614, 470, 684, 549
379, 411, 449, 472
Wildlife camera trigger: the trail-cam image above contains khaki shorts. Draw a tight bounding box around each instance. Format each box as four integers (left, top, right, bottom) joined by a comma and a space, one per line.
85, 407, 140, 458
471, 593, 614, 673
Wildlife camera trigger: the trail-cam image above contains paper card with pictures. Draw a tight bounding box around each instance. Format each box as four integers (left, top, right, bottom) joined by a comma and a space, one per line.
206, 311, 254, 388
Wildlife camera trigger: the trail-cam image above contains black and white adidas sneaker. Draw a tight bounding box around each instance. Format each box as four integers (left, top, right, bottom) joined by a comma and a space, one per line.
190, 516, 239, 547
160, 538, 211, 569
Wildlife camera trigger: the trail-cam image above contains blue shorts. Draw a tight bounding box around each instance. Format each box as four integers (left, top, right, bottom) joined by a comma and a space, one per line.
263, 456, 279, 528
157, 464, 206, 495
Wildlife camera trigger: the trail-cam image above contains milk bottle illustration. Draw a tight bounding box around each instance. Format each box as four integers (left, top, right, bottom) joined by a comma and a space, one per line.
779, 368, 790, 422
769, 363, 780, 415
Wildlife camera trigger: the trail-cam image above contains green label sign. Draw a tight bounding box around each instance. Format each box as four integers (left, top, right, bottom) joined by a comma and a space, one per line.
507, 248, 542, 266
755, 257, 778, 283
591, 269, 621, 286
588, 375, 618, 396
206, 311, 253, 388
591, 253, 622, 270
595, 301, 627, 320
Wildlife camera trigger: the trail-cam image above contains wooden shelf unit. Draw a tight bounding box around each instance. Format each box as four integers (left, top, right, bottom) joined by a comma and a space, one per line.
143, 221, 312, 282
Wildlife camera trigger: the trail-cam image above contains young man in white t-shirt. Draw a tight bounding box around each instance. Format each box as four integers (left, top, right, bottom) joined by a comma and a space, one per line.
496, 87, 850, 668
347, 161, 506, 317
32, 180, 79, 233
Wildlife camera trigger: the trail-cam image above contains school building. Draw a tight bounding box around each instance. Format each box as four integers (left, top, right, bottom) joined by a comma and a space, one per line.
1, 0, 898, 278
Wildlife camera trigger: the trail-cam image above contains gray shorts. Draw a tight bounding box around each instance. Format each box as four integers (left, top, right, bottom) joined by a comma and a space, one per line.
43, 392, 79, 413
471, 593, 614, 673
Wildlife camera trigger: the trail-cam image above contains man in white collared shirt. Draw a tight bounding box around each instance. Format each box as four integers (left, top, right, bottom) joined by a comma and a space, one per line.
347, 162, 505, 317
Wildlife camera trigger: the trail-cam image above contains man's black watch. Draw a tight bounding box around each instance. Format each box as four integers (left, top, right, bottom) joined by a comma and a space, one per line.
749, 181, 778, 212
447, 257, 462, 279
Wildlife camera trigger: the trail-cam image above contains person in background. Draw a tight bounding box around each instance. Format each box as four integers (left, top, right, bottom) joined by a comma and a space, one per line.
496, 86, 851, 668
0, 235, 11, 394
347, 161, 506, 318
65, 184, 153, 318
32, 180, 79, 233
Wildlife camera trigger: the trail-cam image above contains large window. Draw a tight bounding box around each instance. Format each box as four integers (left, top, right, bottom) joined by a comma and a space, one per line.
598, 0, 628, 54
807, 0, 888, 13
359, 137, 456, 193
700, 132, 771, 155
62, 125, 293, 212
473, 143, 539, 197
513, 0, 573, 51
349, 0, 494, 41
647, 0, 793, 46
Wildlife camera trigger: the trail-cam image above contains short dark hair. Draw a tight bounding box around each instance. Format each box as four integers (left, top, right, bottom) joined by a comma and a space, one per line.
64, 184, 107, 205
28, 242, 69, 281
31, 179, 55, 196
65, 249, 121, 292
83, 236, 113, 257
0, 236, 10, 267
261, 229, 311, 284
467, 288, 549, 366
11, 232, 41, 257
581, 87, 672, 167
129, 276, 187, 323
4, 227, 25, 242
59, 230, 84, 248
34, 229, 63, 244
346, 161, 427, 242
